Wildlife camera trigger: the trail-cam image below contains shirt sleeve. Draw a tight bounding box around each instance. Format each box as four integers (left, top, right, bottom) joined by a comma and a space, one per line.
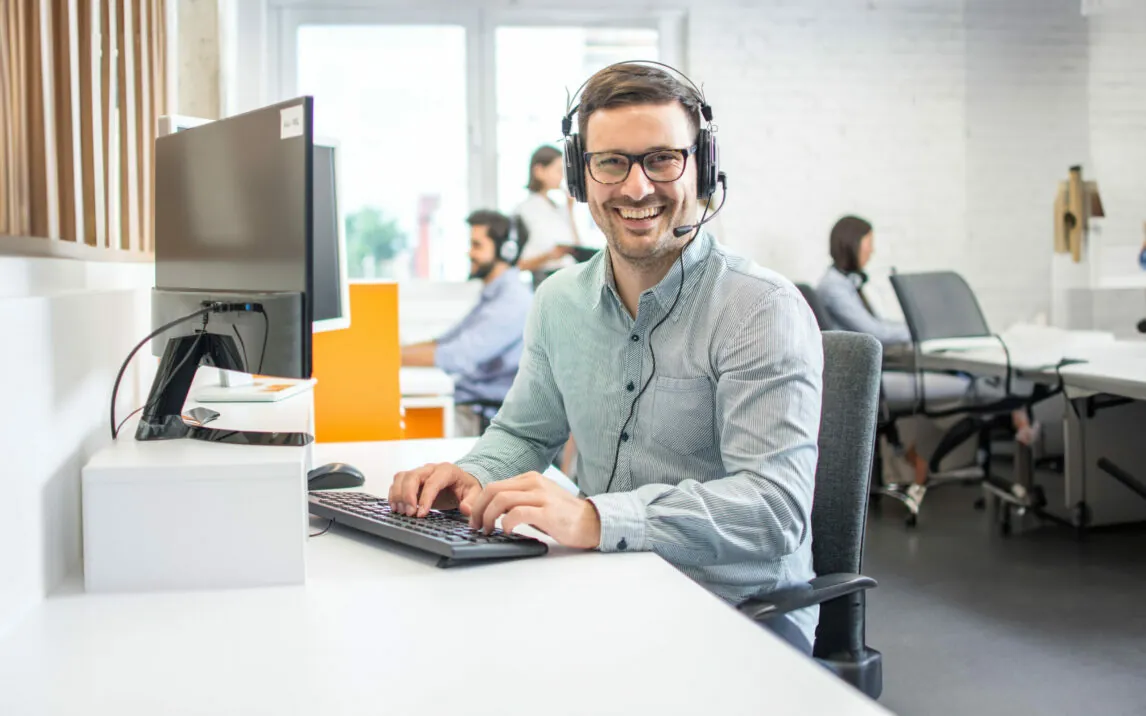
434, 285, 530, 377
819, 275, 911, 346
455, 286, 571, 484
588, 287, 823, 565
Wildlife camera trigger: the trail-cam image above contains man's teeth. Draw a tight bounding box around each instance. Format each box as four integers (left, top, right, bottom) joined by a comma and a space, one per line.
617, 206, 663, 220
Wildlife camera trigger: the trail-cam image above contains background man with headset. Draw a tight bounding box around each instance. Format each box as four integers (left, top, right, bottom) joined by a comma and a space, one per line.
400, 210, 533, 437
391, 63, 824, 654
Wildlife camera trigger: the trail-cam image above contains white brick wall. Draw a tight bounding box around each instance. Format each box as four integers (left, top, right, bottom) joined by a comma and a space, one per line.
1088, 9, 1146, 283
690, 0, 1091, 329
235, 0, 1146, 329
964, 0, 1090, 328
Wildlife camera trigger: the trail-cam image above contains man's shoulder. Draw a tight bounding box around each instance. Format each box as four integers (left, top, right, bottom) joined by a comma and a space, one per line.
704, 240, 804, 310
531, 257, 599, 304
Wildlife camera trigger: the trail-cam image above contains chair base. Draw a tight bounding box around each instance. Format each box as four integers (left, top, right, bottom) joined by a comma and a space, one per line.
819, 647, 883, 700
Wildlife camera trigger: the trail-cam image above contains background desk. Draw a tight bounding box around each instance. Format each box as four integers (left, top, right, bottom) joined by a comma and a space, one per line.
400, 366, 456, 438
913, 326, 1146, 528
0, 438, 888, 715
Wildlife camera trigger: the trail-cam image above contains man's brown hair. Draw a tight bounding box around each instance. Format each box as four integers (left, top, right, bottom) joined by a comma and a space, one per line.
577, 63, 702, 146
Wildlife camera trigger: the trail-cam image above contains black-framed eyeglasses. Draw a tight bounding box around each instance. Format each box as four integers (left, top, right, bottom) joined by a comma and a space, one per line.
583, 145, 697, 185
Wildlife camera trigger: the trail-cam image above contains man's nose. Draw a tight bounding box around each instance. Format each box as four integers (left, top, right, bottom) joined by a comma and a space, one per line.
618, 162, 654, 202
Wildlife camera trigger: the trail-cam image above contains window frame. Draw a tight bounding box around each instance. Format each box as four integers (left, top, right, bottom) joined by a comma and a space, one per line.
263, 4, 685, 214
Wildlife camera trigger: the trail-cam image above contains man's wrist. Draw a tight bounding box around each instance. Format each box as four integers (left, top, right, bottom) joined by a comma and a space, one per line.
579, 499, 602, 549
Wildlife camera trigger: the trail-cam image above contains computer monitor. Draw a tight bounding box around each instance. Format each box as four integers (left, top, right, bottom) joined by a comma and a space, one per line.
311, 138, 350, 332
157, 117, 350, 333
143, 97, 316, 446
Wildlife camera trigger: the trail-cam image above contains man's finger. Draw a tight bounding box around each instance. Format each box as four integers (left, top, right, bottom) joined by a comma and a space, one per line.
466, 473, 534, 526
400, 464, 435, 515
458, 481, 482, 516
501, 505, 545, 537
416, 467, 456, 517
480, 490, 543, 534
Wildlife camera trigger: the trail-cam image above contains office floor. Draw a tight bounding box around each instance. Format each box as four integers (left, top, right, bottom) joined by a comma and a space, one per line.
863, 463, 1146, 716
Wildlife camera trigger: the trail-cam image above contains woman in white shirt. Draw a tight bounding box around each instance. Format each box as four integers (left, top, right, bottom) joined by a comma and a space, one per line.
514, 145, 580, 287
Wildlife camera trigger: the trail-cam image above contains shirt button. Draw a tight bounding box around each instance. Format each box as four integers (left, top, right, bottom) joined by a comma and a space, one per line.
630, 334, 639, 342
620, 432, 629, 442
617, 538, 628, 551
626, 382, 635, 392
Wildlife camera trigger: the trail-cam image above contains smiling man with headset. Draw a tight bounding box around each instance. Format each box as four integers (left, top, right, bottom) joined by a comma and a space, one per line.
401, 210, 533, 436
391, 62, 824, 653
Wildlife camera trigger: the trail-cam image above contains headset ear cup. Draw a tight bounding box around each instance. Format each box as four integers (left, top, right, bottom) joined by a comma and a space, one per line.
564, 134, 587, 203
500, 223, 520, 264
500, 238, 519, 264
696, 128, 718, 200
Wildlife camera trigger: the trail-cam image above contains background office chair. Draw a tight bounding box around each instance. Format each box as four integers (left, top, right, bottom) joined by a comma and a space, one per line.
739, 331, 883, 700
887, 271, 1053, 531
454, 399, 503, 435
795, 283, 837, 330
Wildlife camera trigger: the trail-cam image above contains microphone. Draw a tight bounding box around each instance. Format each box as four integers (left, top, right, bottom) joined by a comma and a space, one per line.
674, 172, 728, 237
1137, 318, 1146, 334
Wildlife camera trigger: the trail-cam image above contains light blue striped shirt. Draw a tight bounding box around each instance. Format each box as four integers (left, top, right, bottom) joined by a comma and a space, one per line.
456, 233, 823, 645
435, 268, 533, 404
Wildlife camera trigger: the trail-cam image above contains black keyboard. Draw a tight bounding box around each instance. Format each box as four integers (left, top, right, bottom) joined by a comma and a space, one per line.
308, 491, 548, 567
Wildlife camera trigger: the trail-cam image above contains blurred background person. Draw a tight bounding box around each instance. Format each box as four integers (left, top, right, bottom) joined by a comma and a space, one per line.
401, 210, 533, 436
515, 145, 580, 287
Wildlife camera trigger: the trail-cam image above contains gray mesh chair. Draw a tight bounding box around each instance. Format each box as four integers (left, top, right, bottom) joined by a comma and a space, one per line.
740, 331, 883, 700
795, 283, 837, 331
887, 271, 1053, 531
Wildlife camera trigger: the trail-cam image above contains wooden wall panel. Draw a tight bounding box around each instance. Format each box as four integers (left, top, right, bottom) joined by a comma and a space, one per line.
3, 0, 164, 253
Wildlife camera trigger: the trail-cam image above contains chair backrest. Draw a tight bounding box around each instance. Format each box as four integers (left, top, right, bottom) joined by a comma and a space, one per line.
813, 331, 882, 578
889, 271, 991, 342
796, 283, 837, 331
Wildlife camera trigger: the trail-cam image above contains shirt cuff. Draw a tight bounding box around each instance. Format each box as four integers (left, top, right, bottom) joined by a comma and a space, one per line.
455, 459, 497, 487
587, 491, 648, 553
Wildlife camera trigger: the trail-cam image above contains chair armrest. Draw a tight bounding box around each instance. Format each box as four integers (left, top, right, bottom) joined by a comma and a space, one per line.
455, 399, 504, 410
738, 573, 878, 622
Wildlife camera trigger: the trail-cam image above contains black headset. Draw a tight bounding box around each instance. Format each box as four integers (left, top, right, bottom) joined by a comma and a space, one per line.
560, 61, 720, 204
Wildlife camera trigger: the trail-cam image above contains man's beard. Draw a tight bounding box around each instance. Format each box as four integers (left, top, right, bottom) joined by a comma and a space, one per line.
469, 258, 497, 280
591, 198, 690, 269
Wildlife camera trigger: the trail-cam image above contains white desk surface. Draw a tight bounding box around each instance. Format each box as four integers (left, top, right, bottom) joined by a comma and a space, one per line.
917, 326, 1146, 400
400, 365, 455, 396
0, 438, 886, 716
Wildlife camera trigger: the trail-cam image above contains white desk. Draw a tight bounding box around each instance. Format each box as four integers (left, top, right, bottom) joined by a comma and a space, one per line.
915, 327, 1146, 397
0, 439, 887, 715
400, 366, 456, 438
913, 326, 1146, 529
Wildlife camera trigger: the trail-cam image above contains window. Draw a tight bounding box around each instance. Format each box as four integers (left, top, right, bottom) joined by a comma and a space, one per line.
297, 24, 468, 280
267, 8, 680, 279
495, 27, 659, 245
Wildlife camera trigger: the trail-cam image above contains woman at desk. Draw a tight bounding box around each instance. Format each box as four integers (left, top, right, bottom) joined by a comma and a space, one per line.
817, 215, 1037, 505
514, 145, 580, 288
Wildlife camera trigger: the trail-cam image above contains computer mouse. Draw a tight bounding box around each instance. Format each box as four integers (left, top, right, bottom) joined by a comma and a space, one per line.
307, 462, 366, 490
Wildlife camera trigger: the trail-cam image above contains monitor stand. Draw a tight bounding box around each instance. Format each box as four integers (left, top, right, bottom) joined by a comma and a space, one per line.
135, 332, 314, 446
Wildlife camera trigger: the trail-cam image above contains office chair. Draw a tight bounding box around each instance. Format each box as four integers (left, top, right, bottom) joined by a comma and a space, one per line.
887, 271, 1054, 532
739, 331, 883, 700
795, 283, 837, 330
454, 399, 503, 435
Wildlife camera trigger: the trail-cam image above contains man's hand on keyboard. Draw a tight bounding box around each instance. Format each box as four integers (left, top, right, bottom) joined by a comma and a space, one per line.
390, 463, 482, 518
467, 472, 601, 549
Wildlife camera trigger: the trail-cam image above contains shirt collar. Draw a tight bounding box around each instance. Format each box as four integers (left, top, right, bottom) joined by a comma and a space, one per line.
591, 232, 713, 317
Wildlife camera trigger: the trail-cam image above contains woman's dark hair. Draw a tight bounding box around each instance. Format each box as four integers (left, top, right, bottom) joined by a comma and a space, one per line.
526, 145, 563, 193
829, 215, 873, 273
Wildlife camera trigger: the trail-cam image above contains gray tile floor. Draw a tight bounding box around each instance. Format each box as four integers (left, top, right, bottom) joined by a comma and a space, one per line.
863, 476, 1146, 716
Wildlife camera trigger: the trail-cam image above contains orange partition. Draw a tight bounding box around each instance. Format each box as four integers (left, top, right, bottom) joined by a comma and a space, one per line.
311, 283, 402, 442
403, 407, 446, 439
